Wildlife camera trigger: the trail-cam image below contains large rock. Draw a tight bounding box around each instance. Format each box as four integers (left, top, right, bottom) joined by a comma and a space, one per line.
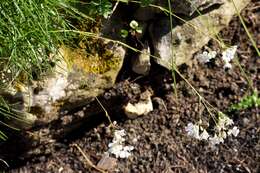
134, 0, 223, 21
149, 0, 250, 69
34, 42, 125, 120
154, 0, 224, 16
0, 41, 126, 126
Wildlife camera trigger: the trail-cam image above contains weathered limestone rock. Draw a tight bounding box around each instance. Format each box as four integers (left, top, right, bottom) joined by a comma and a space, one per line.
0, 41, 126, 126
154, 0, 224, 16
149, 0, 250, 69
32, 43, 125, 120
134, 0, 223, 21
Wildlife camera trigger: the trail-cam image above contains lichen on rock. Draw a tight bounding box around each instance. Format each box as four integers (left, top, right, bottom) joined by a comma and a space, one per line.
0, 39, 126, 126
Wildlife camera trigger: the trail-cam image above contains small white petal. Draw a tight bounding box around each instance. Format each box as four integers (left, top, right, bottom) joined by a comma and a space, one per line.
222, 46, 237, 63
224, 62, 232, 69
185, 123, 200, 139
228, 126, 240, 137
217, 115, 234, 131
200, 129, 209, 140
197, 50, 217, 63
225, 117, 234, 126
108, 129, 134, 159
219, 131, 227, 139
124, 146, 134, 151
209, 134, 224, 146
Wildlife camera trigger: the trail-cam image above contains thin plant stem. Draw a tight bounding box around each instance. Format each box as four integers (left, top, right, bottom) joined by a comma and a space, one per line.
72, 144, 107, 173
95, 97, 114, 127
167, 0, 178, 99
231, 0, 260, 57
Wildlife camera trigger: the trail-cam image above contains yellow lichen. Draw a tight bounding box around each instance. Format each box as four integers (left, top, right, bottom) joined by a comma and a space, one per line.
61, 44, 121, 74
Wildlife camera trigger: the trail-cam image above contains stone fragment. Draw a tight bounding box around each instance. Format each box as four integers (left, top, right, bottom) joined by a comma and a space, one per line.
131, 42, 151, 75
97, 154, 118, 171
124, 90, 153, 119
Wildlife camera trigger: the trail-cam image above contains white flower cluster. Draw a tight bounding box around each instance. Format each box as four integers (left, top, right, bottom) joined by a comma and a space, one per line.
108, 129, 134, 159
221, 46, 237, 69
196, 46, 238, 69
185, 113, 239, 147
197, 50, 217, 63
185, 122, 209, 140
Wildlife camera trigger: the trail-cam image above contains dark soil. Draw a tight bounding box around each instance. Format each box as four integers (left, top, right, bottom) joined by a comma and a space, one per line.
1, 1, 259, 173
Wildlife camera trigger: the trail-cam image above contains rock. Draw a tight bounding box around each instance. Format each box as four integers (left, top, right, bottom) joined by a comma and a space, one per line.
97, 154, 118, 171
134, 0, 223, 21
131, 42, 151, 75
33, 42, 125, 118
149, 0, 250, 69
0, 87, 36, 130
1, 40, 126, 125
124, 90, 153, 119
154, 0, 224, 16
0, 106, 37, 130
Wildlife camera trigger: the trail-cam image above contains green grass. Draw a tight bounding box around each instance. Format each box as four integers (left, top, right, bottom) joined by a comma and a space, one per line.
0, 0, 94, 140
230, 90, 259, 111
0, 0, 78, 87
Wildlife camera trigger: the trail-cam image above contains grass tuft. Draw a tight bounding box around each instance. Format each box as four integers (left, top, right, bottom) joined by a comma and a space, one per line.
0, 0, 83, 88
0, 0, 92, 140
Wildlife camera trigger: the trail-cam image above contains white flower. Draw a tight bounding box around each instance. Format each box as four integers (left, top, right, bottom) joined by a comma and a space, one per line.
113, 129, 126, 143
219, 131, 227, 139
216, 114, 233, 131
200, 129, 209, 140
227, 126, 240, 137
209, 134, 224, 146
185, 123, 200, 140
108, 142, 123, 154
223, 62, 232, 69
221, 46, 237, 69
197, 50, 217, 63
119, 146, 134, 158
108, 129, 134, 159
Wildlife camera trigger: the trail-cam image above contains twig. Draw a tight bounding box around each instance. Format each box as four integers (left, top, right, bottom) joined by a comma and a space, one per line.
108, 0, 120, 20
95, 97, 115, 127
0, 158, 9, 168
72, 144, 107, 173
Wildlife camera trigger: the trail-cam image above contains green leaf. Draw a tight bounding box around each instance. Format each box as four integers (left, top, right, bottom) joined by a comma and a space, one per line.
130, 20, 139, 29
136, 27, 143, 34
230, 90, 259, 111
120, 29, 129, 38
